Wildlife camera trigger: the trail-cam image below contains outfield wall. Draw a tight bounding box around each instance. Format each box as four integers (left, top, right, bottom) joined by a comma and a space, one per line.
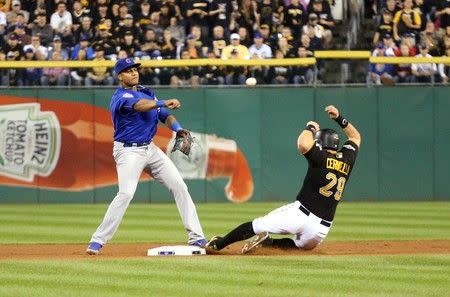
0, 86, 448, 203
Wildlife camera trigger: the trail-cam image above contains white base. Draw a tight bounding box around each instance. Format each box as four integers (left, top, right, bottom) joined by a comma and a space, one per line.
147, 245, 206, 256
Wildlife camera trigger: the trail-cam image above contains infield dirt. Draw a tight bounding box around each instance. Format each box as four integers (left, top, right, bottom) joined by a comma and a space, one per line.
1, 240, 449, 259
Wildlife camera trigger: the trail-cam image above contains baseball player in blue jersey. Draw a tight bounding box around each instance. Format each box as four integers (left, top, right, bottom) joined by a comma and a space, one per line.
87, 58, 207, 255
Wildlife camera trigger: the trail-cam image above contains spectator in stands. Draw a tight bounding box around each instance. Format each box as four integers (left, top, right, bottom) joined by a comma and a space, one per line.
147, 11, 164, 39
50, 1, 72, 46
309, 0, 335, 48
85, 45, 113, 86
200, 49, 225, 85
395, 44, 415, 83
249, 31, 273, 59
23, 48, 42, 86
119, 30, 139, 57
292, 46, 314, 85
30, 11, 53, 46
2, 50, 24, 86
257, 0, 282, 29
284, 0, 306, 38
160, 29, 177, 59
248, 32, 271, 84
393, 0, 421, 42
0, 10, 5, 35
302, 13, 325, 41
277, 36, 295, 57
41, 51, 69, 86
383, 0, 400, 18
438, 47, 450, 83
420, 21, 441, 56
23, 34, 48, 60
171, 49, 201, 86
186, 0, 209, 38
167, 16, 185, 45
6, 0, 29, 24
411, 43, 437, 82
70, 34, 94, 60
413, 0, 426, 31
9, 23, 30, 45
73, 16, 94, 43
367, 44, 396, 85
136, 0, 151, 30
71, 0, 89, 32
373, 9, 393, 46
268, 49, 290, 84
189, 24, 208, 51
93, 23, 117, 59
159, 3, 173, 28
382, 33, 398, 56
139, 28, 162, 58
221, 32, 250, 59
209, 25, 227, 57
209, 0, 232, 31
281, 26, 295, 47
3, 33, 23, 61
259, 23, 278, 50
70, 48, 89, 86
401, 32, 417, 55
436, 0, 450, 31
113, 1, 130, 24
48, 35, 68, 60
222, 33, 249, 85
238, 26, 252, 47
93, 3, 111, 27
182, 34, 202, 58
115, 13, 141, 43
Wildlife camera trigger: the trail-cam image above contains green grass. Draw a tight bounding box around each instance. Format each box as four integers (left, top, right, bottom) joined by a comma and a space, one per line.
0, 256, 449, 297
0, 202, 449, 243
0, 202, 449, 296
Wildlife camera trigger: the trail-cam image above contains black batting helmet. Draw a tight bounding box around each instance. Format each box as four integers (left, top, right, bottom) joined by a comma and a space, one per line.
315, 128, 339, 150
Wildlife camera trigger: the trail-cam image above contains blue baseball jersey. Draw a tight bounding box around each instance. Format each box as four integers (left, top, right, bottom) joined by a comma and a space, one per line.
110, 87, 170, 143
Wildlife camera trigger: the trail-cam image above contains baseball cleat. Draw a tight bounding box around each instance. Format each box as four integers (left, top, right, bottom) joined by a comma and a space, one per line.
86, 242, 103, 255
241, 232, 270, 254
190, 238, 208, 248
205, 236, 223, 252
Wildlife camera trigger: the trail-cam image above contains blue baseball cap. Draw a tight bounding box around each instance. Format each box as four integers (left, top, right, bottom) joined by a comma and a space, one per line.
114, 58, 141, 75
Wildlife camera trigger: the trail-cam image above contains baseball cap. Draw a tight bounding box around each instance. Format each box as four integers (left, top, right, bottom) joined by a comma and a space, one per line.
260, 24, 270, 30
254, 32, 263, 39
15, 24, 25, 29
114, 58, 141, 75
187, 34, 195, 40
309, 13, 318, 20
12, 0, 21, 6
230, 33, 240, 40
25, 48, 34, 53
125, 14, 133, 20
383, 33, 392, 39
7, 51, 15, 58
80, 34, 89, 41
53, 35, 61, 41
98, 23, 108, 30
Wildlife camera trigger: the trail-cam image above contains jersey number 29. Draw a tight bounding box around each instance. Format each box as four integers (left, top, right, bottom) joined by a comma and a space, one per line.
319, 172, 346, 201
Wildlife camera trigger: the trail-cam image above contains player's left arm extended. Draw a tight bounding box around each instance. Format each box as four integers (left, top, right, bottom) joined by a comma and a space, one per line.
325, 105, 361, 148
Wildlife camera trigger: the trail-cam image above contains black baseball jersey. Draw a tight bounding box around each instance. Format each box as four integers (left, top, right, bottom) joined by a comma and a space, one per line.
296, 140, 359, 221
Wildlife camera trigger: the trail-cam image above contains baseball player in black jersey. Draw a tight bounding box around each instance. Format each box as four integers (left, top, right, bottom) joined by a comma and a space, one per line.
206, 105, 361, 254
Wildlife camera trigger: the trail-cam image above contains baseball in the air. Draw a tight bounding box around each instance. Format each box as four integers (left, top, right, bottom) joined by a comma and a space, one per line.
245, 77, 257, 86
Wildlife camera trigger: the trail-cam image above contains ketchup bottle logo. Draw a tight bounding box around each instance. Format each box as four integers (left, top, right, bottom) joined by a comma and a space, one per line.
0, 96, 254, 203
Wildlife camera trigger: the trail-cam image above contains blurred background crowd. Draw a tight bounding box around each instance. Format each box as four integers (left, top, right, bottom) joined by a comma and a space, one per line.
0, 0, 449, 86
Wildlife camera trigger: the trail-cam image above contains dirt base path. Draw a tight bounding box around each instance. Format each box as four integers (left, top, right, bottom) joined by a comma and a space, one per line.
1, 240, 449, 260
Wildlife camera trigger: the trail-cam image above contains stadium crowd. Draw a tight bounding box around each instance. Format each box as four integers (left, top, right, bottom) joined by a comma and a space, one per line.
367, 0, 450, 84
0, 0, 337, 86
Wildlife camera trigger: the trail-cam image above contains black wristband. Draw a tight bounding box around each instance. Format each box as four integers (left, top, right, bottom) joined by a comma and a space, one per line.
305, 124, 316, 134
334, 115, 349, 128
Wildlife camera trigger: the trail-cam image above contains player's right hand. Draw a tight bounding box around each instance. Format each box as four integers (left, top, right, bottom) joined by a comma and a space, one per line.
325, 105, 339, 119
165, 99, 181, 109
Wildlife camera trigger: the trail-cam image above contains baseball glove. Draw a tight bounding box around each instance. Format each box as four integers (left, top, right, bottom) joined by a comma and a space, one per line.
172, 129, 193, 156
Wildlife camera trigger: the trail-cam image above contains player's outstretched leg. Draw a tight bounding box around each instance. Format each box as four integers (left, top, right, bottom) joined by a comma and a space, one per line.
205, 221, 256, 251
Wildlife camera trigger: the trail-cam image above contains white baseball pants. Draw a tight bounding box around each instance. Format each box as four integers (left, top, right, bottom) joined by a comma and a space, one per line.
252, 201, 332, 250
90, 141, 205, 245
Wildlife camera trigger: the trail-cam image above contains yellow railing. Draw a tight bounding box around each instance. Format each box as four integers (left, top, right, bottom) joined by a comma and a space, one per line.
0, 51, 449, 68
